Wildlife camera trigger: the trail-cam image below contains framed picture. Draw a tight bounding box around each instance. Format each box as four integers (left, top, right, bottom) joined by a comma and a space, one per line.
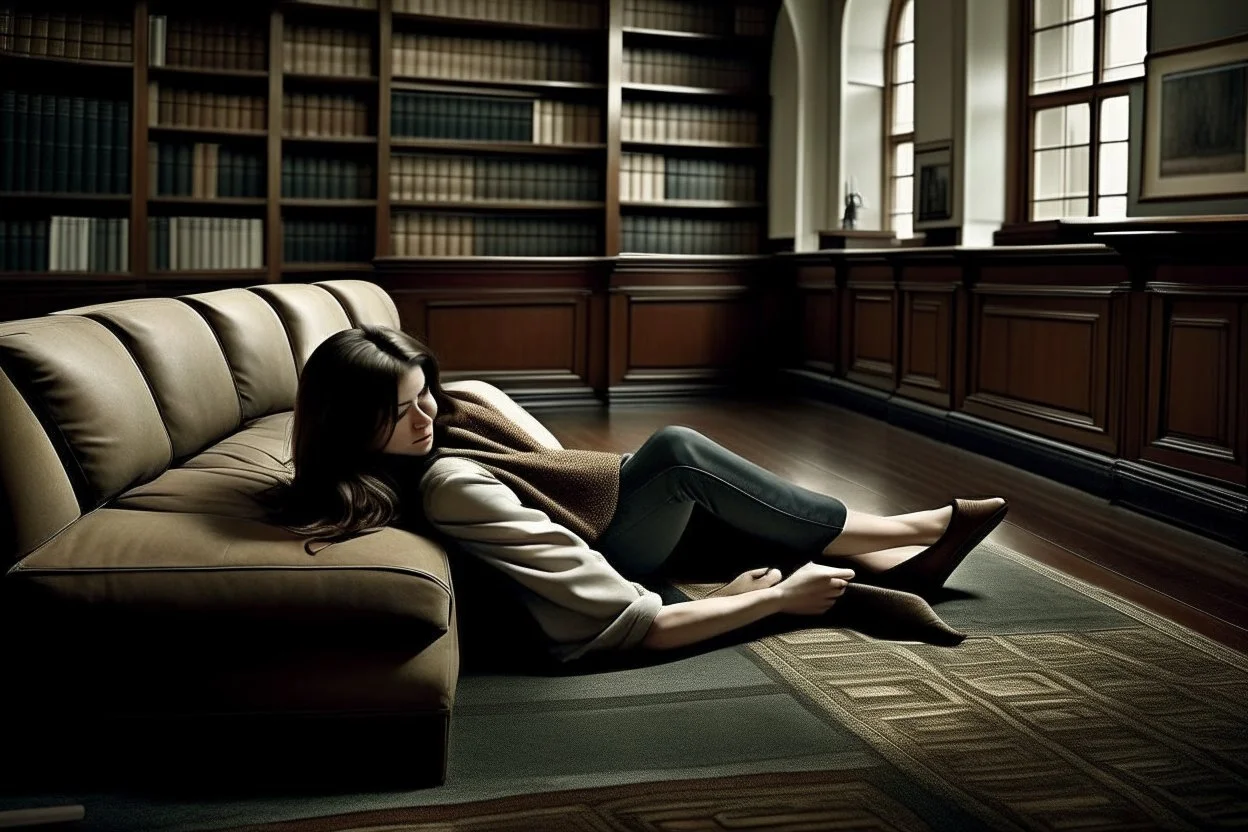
1141, 37, 1248, 200
913, 141, 953, 228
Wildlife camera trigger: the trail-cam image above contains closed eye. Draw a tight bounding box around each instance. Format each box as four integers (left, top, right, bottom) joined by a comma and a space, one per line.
395, 388, 430, 418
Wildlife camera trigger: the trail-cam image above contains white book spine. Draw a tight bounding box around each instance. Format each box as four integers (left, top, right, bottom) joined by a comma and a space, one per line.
48, 217, 61, 271
249, 218, 262, 268
77, 217, 90, 271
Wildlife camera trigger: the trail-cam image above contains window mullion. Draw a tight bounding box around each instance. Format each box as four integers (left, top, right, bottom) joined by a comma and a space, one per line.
1089, 1, 1104, 215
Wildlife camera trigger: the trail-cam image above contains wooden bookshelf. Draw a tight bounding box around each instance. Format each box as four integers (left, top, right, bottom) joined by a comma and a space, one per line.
0, 0, 779, 277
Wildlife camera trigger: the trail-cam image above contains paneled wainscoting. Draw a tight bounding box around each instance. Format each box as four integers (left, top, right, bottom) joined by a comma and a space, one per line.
775, 234, 1246, 551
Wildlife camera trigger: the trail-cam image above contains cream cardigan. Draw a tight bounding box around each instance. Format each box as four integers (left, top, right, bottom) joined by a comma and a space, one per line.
417, 381, 662, 662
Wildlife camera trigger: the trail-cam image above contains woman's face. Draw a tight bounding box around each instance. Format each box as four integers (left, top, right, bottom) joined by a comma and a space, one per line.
380, 365, 438, 457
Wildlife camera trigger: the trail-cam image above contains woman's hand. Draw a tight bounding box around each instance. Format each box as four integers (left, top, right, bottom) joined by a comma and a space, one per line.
773, 561, 855, 615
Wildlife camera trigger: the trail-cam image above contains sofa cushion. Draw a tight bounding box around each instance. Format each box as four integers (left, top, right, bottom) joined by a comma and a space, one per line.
10, 507, 453, 639
114, 412, 292, 519
249, 283, 353, 373
317, 279, 402, 330
0, 317, 171, 508
180, 289, 300, 422
0, 371, 80, 562
53, 298, 243, 462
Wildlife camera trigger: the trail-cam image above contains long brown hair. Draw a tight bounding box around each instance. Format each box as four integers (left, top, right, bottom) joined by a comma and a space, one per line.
266, 325, 458, 549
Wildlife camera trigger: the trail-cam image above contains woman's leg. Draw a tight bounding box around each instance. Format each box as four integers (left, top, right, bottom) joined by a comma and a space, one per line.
596, 425, 948, 579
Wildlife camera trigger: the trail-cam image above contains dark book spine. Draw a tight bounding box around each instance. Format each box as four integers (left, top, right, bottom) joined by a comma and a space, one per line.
315, 157, 328, 200
176, 143, 191, 195
34, 218, 49, 271
158, 142, 173, 195
53, 95, 70, 192
17, 220, 32, 271
68, 96, 85, 192
98, 100, 114, 194
1, 90, 14, 192
12, 93, 29, 192
83, 98, 99, 193
218, 145, 231, 197
245, 154, 259, 197
114, 100, 129, 193
27, 94, 42, 192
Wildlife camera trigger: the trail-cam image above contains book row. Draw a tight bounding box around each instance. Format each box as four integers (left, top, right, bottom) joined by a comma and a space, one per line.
148, 216, 264, 271
283, 93, 371, 138
391, 91, 528, 142
623, 49, 757, 90
390, 155, 601, 203
395, 0, 603, 27
283, 219, 373, 263
391, 212, 598, 256
46, 216, 130, 272
391, 92, 602, 144
290, 0, 376, 7
149, 142, 264, 199
0, 92, 131, 195
621, 154, 757, 202
281, 156, 375, 200
148, 83, 267, 132
622, 101, 759, 145
282, 25, 374, 78
0, 219, 48, 271
621, 216, 759, 254
0, 9, 134, 63
392, 34, 595, 83
623, 0, 770, 37
147, 16, 266, 72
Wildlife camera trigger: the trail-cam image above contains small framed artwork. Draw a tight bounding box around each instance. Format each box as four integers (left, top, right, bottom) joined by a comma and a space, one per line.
1141, 37, 1248, 200
913, 141, 953, 228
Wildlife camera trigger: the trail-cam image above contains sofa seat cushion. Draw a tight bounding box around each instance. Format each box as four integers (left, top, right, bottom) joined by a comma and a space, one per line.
9, 506, 453, 645
113, 411, 292, 520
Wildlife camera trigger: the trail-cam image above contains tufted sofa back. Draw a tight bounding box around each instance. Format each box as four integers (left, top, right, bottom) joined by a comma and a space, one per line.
0, 279, 400, 565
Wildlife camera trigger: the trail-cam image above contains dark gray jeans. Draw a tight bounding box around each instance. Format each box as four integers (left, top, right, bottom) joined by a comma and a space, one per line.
596, 426, 848, 579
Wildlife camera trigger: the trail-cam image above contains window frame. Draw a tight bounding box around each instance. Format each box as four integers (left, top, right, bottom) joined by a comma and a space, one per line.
882, 0, 914, 237
1009, 0, 1150, 224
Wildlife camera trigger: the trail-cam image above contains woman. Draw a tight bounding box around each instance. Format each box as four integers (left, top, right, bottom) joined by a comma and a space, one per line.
271, 326, 1008, 663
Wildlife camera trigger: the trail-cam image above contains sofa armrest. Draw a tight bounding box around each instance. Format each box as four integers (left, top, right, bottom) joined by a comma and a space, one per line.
5, 509, 452, 647
442, 379, 562, 450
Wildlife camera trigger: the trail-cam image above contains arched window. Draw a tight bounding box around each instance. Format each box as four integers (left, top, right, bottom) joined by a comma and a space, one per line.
885, 0, 914, 238
1025, 0, 1148, 220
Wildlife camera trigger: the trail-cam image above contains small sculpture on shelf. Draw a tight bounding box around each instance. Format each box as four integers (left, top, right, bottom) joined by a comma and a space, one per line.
841, 179, 864, 230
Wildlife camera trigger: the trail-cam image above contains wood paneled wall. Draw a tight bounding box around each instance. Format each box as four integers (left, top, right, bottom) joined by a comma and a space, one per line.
373, 255, 772, 405
778, 239, 1247, 548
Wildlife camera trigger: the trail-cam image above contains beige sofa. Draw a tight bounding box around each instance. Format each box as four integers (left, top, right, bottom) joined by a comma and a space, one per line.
0, 280, 554, 790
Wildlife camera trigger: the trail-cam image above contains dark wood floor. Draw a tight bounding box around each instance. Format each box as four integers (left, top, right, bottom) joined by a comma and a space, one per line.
532, 389, 1248, 654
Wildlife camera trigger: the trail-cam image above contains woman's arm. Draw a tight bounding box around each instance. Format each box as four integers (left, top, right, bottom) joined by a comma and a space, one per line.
641, 562, 855, 652
641, 589, 784, 651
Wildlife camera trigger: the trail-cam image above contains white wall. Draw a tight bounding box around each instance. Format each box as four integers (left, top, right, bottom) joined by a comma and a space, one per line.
914, 0, 956, 144
768, 0, 842, 250
840, 0, 889, 230
959, 0, 1009, 244
1151, 0, 1248, 53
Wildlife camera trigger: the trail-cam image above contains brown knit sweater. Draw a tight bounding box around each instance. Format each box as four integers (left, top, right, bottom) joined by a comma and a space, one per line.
424, 387, 623, 546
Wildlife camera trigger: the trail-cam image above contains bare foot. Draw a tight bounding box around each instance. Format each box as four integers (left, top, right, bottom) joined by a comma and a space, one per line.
707, 567, 784, 598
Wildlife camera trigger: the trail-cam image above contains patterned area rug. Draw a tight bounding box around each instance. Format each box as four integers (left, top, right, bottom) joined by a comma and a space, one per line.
227, 542, 1248, 832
